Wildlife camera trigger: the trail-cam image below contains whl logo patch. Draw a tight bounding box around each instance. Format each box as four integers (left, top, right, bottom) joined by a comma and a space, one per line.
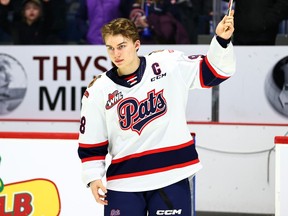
106, 90, 123, 109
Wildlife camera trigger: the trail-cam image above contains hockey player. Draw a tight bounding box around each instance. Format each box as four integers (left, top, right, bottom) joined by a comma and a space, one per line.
78, 11, 235, 216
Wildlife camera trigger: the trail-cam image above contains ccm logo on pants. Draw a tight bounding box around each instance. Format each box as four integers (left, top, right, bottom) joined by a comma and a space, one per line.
156, 209, 182, 215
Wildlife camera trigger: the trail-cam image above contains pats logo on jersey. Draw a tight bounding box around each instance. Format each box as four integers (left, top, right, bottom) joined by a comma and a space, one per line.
117, 89, 167, 135
106, 90, 123, 109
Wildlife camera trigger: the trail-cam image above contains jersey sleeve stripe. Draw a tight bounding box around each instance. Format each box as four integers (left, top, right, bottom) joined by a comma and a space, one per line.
199, 56, 230, 88
78, 140, 109, 148
204, 56, 230, 79
81, 156, 106, 163
78, 143, 108, 162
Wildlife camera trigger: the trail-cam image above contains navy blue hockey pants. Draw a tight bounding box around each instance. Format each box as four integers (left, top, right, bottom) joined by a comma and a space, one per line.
104, 178, 193, 216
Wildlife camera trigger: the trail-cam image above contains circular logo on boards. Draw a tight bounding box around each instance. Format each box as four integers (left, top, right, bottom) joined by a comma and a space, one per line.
0, 53, 27, 115
265, 56, 288, 118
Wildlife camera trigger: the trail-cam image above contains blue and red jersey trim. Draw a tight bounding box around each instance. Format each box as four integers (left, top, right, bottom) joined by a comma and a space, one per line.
78, 140, 109, 163
106, 139, 199, 181
200, 56, 230, 88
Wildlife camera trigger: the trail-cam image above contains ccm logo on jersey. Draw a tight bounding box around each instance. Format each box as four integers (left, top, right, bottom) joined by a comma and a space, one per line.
156, 209, 182, 215
151, 62, 166, 82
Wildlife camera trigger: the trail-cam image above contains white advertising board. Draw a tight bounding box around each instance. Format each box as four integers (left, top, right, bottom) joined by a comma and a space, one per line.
0, 45, 211, 122
1, 45, 287, 124
220, 46, 288, 124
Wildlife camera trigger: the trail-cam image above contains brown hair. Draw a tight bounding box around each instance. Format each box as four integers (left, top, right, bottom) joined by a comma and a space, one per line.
101, 18, 140, 44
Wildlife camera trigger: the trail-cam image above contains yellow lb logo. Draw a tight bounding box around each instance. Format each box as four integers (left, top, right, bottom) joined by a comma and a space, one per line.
0, 178, 61, 215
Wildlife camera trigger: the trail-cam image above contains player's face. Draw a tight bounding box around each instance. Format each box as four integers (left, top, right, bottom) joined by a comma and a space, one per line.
105, 34, 140, 74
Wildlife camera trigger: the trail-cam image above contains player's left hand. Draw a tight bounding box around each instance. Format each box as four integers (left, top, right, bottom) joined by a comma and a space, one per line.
215, 10, 234, 40
90, 179, 108, 205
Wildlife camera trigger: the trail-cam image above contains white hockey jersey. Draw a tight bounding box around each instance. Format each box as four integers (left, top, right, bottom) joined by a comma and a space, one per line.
78, 36, 236, 192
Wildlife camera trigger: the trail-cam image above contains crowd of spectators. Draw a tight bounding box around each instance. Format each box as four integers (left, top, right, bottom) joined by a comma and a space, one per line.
0, 0, 67, 44
0, 0, 287, 45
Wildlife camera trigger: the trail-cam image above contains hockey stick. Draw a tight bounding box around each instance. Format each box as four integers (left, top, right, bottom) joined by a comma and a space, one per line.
224, 0, 234, 31
227, 0, 234, 16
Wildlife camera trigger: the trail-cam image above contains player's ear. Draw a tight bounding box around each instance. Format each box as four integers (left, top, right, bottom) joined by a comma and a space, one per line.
135, 40, 141, 52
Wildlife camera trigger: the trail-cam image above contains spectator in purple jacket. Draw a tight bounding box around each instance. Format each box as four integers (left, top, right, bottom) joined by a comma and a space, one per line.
76, 0, 122, 44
